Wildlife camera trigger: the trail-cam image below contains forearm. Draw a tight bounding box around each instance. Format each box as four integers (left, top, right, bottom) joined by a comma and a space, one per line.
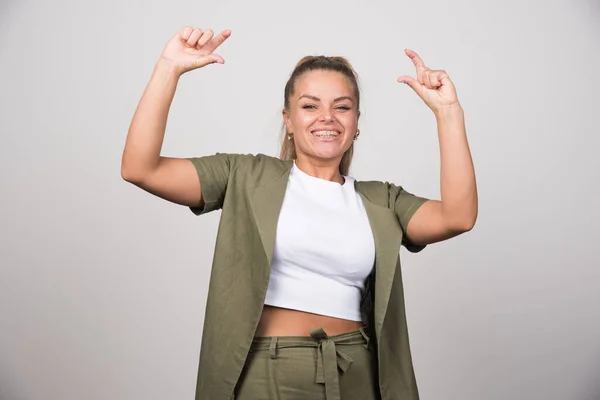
121, 58, 181, 181
435, 104, 478, 230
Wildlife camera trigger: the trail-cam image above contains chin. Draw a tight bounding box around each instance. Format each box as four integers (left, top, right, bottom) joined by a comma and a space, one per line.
310, 149, 346, 161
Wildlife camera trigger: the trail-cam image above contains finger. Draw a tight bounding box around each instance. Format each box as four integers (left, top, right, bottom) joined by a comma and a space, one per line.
422, 70, 431, 89
439, 72, 455, 89
208, 29, 231, 51
195, 54, 225, 68
424, 70, 438, 89
196, 29, 214, 49
405, 48, 427, 83
209, 53, 225, 64
187, 28, 203, 47
429, 71, 445, 88
397, 76, 423, 96
405, 48, 426, 69
179, 26, 194, 41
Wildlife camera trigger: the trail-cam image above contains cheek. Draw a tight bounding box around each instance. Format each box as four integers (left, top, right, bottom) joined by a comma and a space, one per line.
295, 113, 317, 128
341, 115, 358, 131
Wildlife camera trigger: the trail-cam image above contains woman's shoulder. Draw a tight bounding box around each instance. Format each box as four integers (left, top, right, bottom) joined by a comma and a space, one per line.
230, 153, 291, 172
354, 179, 410, 208
208, 153, 292, 182
354, 179, 392, 198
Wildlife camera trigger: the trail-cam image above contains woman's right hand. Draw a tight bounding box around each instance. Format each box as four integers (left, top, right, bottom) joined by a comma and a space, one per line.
160, 26, 231, 75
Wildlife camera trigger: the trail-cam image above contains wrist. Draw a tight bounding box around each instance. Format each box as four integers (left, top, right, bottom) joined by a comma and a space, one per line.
155, 57, 184, 79
434, 103, 464, 121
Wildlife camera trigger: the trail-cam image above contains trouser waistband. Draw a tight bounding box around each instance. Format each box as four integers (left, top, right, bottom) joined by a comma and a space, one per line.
250, 327, 370, 400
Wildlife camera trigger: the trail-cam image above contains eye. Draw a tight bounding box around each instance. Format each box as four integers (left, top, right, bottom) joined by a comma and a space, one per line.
336, 106, 351, 111
302, 104, 317, 109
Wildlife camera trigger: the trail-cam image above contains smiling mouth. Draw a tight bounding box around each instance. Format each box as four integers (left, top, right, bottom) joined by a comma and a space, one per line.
311, 130, 341, 138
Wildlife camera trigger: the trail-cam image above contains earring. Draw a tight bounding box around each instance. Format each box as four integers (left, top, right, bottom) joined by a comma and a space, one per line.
287, 132, 294, 140
354, 129, 360, 140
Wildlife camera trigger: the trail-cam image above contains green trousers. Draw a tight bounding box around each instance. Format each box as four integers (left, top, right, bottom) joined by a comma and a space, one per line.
234, 327, 380, 400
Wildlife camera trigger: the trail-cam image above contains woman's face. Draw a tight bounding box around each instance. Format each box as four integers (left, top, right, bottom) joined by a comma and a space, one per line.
283, 70, 359, 166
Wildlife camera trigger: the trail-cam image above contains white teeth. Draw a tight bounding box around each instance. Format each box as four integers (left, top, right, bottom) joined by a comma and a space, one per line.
313, 131, 340, 137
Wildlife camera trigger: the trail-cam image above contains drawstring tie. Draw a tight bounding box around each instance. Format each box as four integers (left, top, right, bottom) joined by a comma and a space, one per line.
310, 327, 354, 400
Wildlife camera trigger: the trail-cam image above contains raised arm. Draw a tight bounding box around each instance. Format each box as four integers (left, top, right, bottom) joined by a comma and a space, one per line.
397, 49, 478, 245
121, 26, 231, 208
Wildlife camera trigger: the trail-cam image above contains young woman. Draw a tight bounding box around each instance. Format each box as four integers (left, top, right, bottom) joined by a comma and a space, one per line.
121, 26, 477, 400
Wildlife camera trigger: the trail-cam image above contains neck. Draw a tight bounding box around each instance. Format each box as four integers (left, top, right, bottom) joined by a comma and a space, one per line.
294, 157, 344, 184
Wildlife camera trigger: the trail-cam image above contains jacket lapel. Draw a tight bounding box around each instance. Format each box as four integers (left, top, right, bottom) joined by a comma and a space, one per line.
248, 167, 292, 266
358, 191, 403, 342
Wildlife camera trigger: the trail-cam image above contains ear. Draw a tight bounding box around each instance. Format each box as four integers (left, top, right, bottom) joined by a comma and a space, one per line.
282, 108, 293, 134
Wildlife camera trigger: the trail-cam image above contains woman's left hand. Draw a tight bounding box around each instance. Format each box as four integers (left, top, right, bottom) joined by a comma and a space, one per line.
397, 49, 460, 115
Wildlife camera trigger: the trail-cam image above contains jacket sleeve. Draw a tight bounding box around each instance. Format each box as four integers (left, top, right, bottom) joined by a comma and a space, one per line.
389, 183, 430, 253
187, 153, 234, 215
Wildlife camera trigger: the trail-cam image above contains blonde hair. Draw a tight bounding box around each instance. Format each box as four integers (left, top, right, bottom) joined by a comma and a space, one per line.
279, 56, 361, 176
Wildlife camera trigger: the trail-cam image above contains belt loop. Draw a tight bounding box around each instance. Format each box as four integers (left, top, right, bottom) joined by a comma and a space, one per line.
359, 326, 370, 349
269, 337, 278, 359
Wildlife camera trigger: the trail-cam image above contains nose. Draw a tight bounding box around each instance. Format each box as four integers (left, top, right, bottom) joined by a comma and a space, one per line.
319, 113, 335, 122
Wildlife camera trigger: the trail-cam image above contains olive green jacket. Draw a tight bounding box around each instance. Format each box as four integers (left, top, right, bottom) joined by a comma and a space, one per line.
188, 153, 429, 400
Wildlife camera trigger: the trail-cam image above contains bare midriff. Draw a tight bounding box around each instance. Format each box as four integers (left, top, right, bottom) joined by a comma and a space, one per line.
254, 305, 363, 337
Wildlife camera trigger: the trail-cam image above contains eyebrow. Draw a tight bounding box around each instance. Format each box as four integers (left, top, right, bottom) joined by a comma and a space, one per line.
298, 95, 354, 103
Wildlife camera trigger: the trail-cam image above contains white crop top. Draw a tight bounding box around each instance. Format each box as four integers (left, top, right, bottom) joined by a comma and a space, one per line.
263, 163, 376, 321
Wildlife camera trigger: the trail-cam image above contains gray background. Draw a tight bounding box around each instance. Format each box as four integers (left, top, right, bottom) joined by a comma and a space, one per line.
1, 0, 599, 399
